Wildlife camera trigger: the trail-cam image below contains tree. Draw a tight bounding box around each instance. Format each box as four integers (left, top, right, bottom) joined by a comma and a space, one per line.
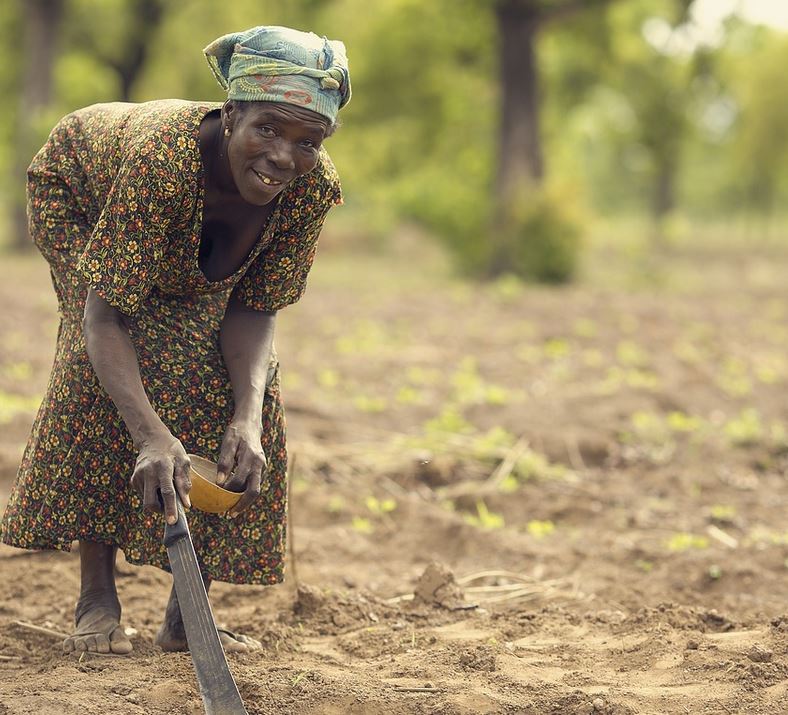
494, 0, 617, 198
490, 0, 618, 280
11, 0, 64, 251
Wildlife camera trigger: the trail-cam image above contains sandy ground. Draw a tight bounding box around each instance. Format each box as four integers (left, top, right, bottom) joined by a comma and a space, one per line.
1, 234, 787, 714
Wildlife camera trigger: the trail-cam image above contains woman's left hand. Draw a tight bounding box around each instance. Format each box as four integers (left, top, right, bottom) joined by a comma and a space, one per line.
216, 418, 267, 517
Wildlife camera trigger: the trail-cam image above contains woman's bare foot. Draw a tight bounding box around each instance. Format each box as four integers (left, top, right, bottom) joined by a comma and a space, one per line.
155, 583, 262, 653
63, 589, 133, 655
64, 541, 132, 655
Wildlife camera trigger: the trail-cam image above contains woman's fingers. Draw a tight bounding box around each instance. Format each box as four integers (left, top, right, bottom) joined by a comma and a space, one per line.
158, 474, 178, 525
216, 429, 239, 486
173, 456, 192, 509
224, 445, 266, 494
230, 468, 262, 518
141, 465, 160, 513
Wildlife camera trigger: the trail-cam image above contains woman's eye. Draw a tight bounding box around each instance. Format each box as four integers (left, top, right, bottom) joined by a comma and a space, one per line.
259, 126, 276, 137
300, 139, 317, 149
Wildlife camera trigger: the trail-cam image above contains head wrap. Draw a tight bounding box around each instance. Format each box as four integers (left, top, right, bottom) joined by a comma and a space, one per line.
203, 26, 351, 124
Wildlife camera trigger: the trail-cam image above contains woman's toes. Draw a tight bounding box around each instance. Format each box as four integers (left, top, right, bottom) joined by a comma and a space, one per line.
236, 634, 263, 650
94, 633, 111, 654
109, 628, 133, 655
218, 632, 249, 653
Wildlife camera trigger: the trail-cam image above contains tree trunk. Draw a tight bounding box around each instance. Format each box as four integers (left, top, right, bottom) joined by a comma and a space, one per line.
495, 0, 544, 199
650, 155, 677, 247
114, 0, 165, 101
12, 0, 64, 251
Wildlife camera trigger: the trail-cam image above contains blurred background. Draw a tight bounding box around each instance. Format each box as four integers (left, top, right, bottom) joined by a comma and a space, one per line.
1, 0, 787, 280
2, 5, 788, 710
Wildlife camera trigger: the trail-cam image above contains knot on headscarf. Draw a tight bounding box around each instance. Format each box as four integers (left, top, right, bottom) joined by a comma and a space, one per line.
204, 26, 351, 124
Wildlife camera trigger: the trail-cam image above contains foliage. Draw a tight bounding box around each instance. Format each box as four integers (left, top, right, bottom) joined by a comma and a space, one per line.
2, 0, 788, 256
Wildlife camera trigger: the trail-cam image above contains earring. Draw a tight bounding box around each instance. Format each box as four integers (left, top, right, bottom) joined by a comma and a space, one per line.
224, 127, 231, 137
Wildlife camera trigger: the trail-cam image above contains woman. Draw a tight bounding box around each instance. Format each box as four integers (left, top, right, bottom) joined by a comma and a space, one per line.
0, 25, 350, 655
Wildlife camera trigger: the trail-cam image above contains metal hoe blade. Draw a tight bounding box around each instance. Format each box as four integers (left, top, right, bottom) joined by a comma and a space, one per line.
164, 499, 249, 715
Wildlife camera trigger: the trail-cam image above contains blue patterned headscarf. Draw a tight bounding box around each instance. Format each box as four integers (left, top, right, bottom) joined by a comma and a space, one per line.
204, 26, 351, 124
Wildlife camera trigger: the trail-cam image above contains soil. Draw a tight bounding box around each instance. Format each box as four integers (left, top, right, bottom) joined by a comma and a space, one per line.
1, 234, 787, 714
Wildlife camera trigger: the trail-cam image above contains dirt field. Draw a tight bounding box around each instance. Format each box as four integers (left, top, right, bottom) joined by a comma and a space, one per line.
1, 230, 787, 714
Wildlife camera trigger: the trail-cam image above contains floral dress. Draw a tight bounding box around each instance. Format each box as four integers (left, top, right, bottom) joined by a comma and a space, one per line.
0, 99, 341, 584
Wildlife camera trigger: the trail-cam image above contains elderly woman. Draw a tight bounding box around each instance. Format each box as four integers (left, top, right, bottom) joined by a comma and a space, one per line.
0, 26, 349, 655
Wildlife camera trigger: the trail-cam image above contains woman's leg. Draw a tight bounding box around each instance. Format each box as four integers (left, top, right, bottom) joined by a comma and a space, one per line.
155, 577, 261, 653
62, 541, 133, 654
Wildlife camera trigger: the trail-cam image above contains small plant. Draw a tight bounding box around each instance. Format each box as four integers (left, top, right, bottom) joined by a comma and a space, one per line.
353, 395, 388, 413
666, 411, 703, 433
327, 496, 346, 514
450, 357, 510, 406
717, 357, 753, 397
526, 520, 555, 539
365, 496, 397, 515
709, 504, 736, 522
616, 340, 649, 368
723, 408, 763, 446
0, 391, 42, 425
351, 516, 374, 534
395, 386, 424, 405
666, 533, 709, 552
463, 501, 505, 530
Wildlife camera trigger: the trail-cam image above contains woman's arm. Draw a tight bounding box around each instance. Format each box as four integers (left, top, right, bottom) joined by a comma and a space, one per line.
216, 294, 277, 516
83, 289, 191, 523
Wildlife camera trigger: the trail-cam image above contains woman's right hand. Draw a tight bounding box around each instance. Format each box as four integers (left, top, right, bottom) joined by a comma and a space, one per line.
131, 433, 192, 524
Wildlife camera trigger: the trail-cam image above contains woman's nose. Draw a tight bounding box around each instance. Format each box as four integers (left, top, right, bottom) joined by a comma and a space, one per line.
268, 139, 296, 171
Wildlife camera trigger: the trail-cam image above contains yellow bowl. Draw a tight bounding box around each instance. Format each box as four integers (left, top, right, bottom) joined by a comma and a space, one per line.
187, 454, 242, 514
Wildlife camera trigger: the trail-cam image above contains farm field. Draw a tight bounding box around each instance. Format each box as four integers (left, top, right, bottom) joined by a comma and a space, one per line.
1, 232, 788, 715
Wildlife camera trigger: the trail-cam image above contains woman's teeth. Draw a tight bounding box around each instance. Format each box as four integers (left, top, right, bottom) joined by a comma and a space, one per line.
254, 170, 281, 186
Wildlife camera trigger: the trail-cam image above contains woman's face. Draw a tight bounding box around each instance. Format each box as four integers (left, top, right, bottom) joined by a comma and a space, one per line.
223, 101, 330, 206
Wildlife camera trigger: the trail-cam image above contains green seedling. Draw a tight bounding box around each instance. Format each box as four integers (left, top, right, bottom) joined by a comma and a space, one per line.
464, 501, 505, 530
351, 516, 374, 534
666, 533, 709, 552
450, 357, 510, 405
616, 340, 649, 368
723, 408, 763, 446
543, 338, 570, 360
365, 496, 397, 515
709, 504, 736, 522
395, 386, 424, 405
327, 496, 346, 514
335, 320, 394, 355
526, 520, 555, 539
717, 357, 753, 397
353, 395, 388, 413
666, 411, 703, 433
0, 391, 43, 425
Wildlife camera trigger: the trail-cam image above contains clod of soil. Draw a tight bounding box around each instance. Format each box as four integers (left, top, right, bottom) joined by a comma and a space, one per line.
412, 561, 467, 610
747, 644, 773, 663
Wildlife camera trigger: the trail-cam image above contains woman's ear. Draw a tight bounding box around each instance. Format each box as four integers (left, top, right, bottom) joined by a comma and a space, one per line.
221, 100, 236, 133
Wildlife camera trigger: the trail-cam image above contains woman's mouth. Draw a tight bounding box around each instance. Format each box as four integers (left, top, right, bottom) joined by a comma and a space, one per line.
253, 169, 283, 188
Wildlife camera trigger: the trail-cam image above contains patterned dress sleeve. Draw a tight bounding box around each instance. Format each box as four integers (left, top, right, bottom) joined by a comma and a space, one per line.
233, 149, 342, 313
77, 149, 184, 316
